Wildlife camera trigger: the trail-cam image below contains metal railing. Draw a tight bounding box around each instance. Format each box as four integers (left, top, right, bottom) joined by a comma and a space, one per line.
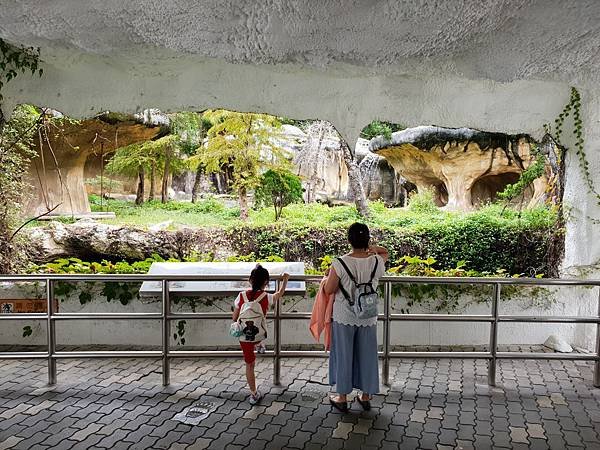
0, 274, 599, 388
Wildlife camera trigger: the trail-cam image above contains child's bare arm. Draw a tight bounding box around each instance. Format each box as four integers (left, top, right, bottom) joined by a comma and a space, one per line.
232, 307, 240, 322
272, 273, 290, 303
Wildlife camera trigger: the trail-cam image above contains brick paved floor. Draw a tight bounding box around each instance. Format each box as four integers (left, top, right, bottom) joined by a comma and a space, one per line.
1, 352, 599, 449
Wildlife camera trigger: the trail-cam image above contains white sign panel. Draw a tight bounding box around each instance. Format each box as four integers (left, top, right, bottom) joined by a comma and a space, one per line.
139, 261, 305, 297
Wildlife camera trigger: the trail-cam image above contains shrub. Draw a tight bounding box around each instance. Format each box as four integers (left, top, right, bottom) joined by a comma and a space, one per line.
407, 189, 438, 214
254, 169, 303, 220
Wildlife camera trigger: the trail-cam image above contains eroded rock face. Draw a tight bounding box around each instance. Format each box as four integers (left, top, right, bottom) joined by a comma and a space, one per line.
370, 126, 548, 210
24, 221, 233, 263
26, 114, 162, 217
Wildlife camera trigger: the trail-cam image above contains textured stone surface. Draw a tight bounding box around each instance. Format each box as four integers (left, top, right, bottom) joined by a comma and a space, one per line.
25, 114, 161, 216
371, 127, 545, 210
0, 353, 599, 449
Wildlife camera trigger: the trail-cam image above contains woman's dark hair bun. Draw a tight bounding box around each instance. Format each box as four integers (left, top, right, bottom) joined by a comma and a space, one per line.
348, 222, 370, 249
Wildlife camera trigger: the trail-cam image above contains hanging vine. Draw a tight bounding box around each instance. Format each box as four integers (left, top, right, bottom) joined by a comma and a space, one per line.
547, 87, 594, 198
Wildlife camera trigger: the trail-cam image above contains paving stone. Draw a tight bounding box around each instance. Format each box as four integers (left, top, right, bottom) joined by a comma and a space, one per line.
510, 426, 529, 444
527, 422, 547, 439
0, 436, 23, 450
332, 422, 353, 439
187, 437, 212, 449
70, 423, 104, 441
419, 432, 440, 449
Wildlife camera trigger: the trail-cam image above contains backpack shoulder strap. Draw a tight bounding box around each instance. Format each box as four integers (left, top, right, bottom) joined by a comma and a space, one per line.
335, 258, 355, 305
255, 292, 267, 303
246, 291, 267, 304
368, 256, 379, 283
336, 257, 358, 286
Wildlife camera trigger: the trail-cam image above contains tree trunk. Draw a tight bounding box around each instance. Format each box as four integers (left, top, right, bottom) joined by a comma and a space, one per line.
239, 187, 248, 220
161, 146, 171, 203
340, 141, 369, 217
191, 164, 203, 203
149, 161, 156, 201
135, 165, 145, 205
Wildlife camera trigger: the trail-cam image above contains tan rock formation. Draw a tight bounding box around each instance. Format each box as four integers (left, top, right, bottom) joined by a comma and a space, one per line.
26, 114, 161, 216
370, 126, 548, 211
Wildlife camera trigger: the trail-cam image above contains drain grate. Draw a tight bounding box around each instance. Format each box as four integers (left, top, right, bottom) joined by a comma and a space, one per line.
172, 401, 216, 425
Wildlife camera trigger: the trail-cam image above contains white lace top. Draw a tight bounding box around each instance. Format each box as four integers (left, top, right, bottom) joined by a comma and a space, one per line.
331, 254, 386, 327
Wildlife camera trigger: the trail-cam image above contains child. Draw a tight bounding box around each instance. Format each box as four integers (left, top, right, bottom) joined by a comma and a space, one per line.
232, 265, 289, 404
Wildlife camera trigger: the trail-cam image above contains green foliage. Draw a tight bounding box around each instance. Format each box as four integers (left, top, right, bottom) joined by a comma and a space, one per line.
498, 151, 546, 202
360, 120, 405, 140
170, 112, 205, 156
407, 189, 438, 214
32, 255, 168, 275
0, 104, 42, 272
174, 320, 186, 346
191, 110, 290, 218
386, 256, 551, 312
0, 39, 43, 101
107, 135, 181, 178
547, 87, 593, 202
255, 169, 303, 220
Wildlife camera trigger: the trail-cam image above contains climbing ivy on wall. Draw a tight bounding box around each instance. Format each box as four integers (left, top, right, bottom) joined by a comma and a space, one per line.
547, 87, 594, 199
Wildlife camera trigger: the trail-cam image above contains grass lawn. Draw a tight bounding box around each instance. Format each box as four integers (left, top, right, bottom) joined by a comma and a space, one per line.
87, 194, 557, 232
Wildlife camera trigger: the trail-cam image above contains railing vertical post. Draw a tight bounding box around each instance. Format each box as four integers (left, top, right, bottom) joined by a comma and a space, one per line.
594, 286, 600, 388
382, 281, 391, 386
488, 283, 500, 387
273, 278, 281, 386
46, 279, 56, 385
162, 280, 170, 386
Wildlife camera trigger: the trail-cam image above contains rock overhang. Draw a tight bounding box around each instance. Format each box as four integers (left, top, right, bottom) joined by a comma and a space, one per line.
369, 126, 533, 154
0, 1, 598, 144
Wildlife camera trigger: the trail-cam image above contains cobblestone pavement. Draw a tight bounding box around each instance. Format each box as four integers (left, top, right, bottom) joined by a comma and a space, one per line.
1, 353, 599, 449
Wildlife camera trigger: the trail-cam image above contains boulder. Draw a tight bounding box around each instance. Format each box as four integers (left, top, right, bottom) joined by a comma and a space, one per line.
543, 335, 573, 353
23, 221, 233, 263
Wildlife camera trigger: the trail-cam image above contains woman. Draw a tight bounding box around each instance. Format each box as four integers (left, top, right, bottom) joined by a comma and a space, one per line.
324, 222, 388, 412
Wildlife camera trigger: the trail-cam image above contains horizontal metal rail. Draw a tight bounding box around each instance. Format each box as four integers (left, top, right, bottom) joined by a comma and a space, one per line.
0, 274, 598, 388
0, 273, 598, 286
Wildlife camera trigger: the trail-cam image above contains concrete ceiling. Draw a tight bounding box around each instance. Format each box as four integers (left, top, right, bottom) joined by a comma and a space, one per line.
0, 0, 598, 141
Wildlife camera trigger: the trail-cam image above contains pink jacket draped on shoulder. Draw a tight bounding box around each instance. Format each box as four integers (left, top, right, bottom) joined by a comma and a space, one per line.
309, 278, 334, 351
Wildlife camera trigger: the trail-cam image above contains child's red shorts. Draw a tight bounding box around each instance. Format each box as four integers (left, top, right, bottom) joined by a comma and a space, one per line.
240, 341, 257, 364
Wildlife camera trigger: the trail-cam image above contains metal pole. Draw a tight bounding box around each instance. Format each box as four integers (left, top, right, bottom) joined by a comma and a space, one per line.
46, 279, 56, 385
382, 281, 391, 386
273, 278, 281, 386
162, 280, 170, 386
594, 287, 600, 388
488, 283, 500, 387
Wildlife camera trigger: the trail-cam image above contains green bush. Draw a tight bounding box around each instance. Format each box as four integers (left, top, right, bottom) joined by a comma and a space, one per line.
254, 169, 303, 220
407, 189, 439, 214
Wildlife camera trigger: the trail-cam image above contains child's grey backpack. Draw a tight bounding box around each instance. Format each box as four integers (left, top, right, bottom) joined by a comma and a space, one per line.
336, 257, 379, 319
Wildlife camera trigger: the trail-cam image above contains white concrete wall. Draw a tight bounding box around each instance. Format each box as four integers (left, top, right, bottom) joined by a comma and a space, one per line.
1, 284, 597, 350
1, 1, 599, 348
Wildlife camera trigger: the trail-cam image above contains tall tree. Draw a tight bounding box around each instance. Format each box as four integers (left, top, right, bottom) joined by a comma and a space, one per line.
191, 110, 289, 220
295, 120, 369, 217
255, 169, 303, 220
107, 135, 182, 204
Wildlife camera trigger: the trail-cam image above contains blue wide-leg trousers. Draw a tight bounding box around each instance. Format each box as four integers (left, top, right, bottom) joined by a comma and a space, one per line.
329, 321, 379, 395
